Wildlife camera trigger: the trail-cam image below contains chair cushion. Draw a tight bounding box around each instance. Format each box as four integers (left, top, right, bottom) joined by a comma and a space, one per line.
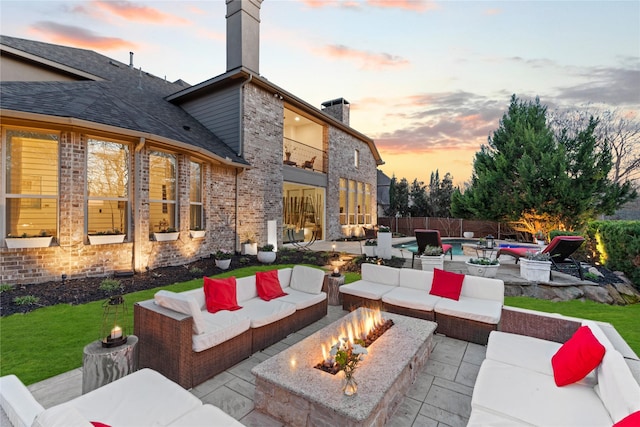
338, 280, 395, 300
241, 298, 296, 328
32, 405, 93, 427
398, 268, 434, 291
361, 263, 400, 286
278, 288, 326, 310
614, 411, 640, 427
289, 265, 325, 294
551, 325, 605, 386
472, 359, 612, 426
429, 268, 464, 300
235, 275, 258, 303
256, 270, 288, 301
154, 290, 207, 335
204, 277, 242, 313
168, 404, 245, 426
435, 296, 502, 324
382, 287, 441, 312
597, 350, 640, 423
192, 311, 251, 352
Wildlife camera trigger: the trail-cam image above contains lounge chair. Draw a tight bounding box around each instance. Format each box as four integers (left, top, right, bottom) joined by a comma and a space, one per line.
411, 229, 453, 267
496, 235, 585, 279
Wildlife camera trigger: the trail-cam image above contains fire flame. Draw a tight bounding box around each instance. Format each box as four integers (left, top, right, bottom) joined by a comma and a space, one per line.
322, 308, 383, 363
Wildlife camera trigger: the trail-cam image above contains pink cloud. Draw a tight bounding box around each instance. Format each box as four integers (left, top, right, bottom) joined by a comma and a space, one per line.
31, 21, 135, 50
319, 44, 410, 69
300, 0, 438, 11
484, 8, 502, 15
93, 1, 188, 24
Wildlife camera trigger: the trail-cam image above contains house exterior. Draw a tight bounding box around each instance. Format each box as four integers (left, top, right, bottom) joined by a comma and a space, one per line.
0, 0, 383, 285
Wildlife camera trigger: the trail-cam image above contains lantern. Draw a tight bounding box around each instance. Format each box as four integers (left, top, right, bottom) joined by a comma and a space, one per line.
486, 235, 495, 249
101, 295, 128, 348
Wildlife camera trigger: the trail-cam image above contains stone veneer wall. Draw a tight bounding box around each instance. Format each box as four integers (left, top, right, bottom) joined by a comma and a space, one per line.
236, 83, 284, 247
326, 127, 378, 241
0, 129, 238, 285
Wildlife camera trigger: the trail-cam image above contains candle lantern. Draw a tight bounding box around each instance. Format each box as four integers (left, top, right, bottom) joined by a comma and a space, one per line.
332, 267, 341, 277
485, 235, 495, 249
101, 295, 128, 348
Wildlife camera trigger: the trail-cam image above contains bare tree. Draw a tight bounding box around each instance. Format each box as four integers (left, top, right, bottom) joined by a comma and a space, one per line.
549, 106, 640, 188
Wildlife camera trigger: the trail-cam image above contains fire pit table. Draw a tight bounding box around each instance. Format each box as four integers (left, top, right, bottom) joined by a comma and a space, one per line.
252, 308, 436, 426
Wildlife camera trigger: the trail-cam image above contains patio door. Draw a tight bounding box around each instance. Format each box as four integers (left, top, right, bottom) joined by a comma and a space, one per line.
283, 183, 324, 243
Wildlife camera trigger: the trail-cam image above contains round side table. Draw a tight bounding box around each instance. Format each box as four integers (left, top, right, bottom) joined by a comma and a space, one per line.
82, 335, 138, 394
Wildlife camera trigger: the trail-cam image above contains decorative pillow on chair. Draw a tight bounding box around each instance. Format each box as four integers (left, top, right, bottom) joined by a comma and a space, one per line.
204, 276, 242, 313
551, 325, 606, 386
256, 270, 288, 301
613, 411, 640, 427
429, 268, 465, 300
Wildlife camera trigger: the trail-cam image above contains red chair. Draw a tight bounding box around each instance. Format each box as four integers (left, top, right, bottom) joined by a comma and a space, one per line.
411, 229, 453, 267
497, 235, 585, 279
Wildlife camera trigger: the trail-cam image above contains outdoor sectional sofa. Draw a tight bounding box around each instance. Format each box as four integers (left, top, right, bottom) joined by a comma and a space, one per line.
339, 263, 504, 345
469, 320, 640, 426
0, 368, 244, 427
134, 265, 327, 389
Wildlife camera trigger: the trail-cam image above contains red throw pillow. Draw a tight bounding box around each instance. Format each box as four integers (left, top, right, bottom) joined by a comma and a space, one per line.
429, 268, 465, 300
551, 325, 606, 386
256, 270, 288, 301
91, 423, 111, 427
203, 276, 242, 313
614, 411, 640, 427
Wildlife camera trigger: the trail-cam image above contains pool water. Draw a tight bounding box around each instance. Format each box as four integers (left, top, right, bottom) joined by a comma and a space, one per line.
393, 238, 476, 255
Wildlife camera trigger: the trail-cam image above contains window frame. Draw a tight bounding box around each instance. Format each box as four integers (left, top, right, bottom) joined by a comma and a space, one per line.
189, 161, 204, 230
148, 150, 178, 236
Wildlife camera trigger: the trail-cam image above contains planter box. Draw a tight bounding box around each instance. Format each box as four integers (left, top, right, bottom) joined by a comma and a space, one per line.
215, 259, 231, 270
88, 234, 126, 245
154, 232, 179, 242
257, 251, 276, 264
420, 254, 444, 272
189, 230, 206, 239
5, 236, 53, 249
363, 246, 377, 257
376, 231, 392, 259
520, 258, 551, 282
242, 243, 258, 255
466, 261, 499, 278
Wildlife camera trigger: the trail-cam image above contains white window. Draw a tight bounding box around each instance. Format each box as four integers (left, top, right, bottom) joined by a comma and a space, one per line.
86, 139, 129, 236
3, 128, 59, 238
354, 149, 360, 168
149, 151, 177, 235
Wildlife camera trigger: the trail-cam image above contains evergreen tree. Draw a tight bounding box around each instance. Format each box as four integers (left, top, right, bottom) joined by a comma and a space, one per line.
395, 178, 410, 216
451, 95, 636, 235
410, 178, 429, 217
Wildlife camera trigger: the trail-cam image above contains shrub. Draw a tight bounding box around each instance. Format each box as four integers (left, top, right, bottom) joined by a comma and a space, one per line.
468, 257, 499, 265
13, 295, 39, 306
0, 283, 13, 293
259, 244, 274, 252
189, 266, 203, 275
99, 279, 122, 295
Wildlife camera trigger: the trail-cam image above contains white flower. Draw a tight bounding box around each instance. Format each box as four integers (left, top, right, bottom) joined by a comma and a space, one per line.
352, 343, 368, 355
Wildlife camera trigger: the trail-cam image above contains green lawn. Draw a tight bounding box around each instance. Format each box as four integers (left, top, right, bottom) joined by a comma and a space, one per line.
2, 266, 637, 385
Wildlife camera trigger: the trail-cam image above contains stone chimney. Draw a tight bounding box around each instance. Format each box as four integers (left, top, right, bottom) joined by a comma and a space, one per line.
226, 0, 263, 74
321, 98, 350, 125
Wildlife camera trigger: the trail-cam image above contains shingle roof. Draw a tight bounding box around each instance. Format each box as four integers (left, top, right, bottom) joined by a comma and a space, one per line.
0, 35, 248, 166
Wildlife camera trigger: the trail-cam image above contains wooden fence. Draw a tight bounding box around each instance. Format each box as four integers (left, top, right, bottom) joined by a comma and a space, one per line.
378, 217, 526, 241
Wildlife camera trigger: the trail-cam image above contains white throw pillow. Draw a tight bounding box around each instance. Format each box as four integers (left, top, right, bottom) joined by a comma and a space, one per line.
290, 265, 325, 294
154, 290, 206, 335
596, 350, 640, 423
32, 405, 93, 427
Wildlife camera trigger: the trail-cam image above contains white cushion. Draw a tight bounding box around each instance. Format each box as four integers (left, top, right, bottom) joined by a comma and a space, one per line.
472, 359, 612, 426
467, 407, 532, 427
486, 331, 597, 386
180, 288, 206, 311
154, 290, 207, 335
277, 268, 293, 288
582, 320, 615, 352
339, 280, 396, 300
32, 405, 92, 427
0, 374, 44, 427
381, 287, 440, 312
240, 298, 296, 328
460, 275, 504, 303
434, 296, 502, 324
398, 268, 434, 291
597, 350, 640, 423
168, 404, 244, 426
278, 288, 326, 310
361, 263, 400, 286
192, 311, 251, 353
235, 275, 258, 303
56, 369, 204, 427
289, 265, 325, 294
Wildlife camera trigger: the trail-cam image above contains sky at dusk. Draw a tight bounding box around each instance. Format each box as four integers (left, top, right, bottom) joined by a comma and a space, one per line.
2, 0, 639, 186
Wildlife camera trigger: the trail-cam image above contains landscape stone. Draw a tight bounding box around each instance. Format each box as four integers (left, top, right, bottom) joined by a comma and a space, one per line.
604, 284, 627, 305
581, 285, 614, 304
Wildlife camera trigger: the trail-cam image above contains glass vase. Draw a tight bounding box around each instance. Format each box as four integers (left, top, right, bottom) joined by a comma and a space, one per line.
342, 371, 358, 396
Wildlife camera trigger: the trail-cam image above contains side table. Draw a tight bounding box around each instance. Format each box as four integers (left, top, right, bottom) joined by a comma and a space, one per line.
324, 274, 345, 306
475, 245, 496, 260
82, 335, 138, 394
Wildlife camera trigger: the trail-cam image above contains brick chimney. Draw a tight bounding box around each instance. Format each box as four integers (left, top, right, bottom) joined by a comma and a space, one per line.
226, 0, 263, 74
321, 98, 350, 126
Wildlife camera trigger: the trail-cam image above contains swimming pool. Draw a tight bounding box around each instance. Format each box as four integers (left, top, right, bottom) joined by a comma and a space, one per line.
393, 238, 477, 255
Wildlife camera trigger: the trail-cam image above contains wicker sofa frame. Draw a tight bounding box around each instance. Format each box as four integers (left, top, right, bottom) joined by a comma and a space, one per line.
341, 293, 382, 312
135, 296, 327, 389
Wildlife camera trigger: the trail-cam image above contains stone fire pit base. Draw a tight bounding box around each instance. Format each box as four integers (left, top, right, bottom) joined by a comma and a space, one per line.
252, 308, 437, 426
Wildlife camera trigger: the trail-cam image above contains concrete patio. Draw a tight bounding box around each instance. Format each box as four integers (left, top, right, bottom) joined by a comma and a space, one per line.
22, 305, 484, 427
